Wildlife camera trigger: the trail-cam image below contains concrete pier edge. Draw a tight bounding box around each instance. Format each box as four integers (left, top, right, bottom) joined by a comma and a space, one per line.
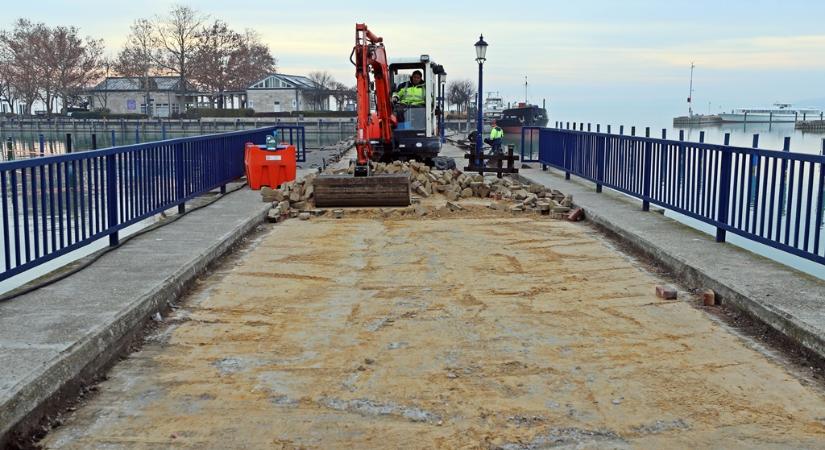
516, 167, 825, 361
0, 189, 271, 447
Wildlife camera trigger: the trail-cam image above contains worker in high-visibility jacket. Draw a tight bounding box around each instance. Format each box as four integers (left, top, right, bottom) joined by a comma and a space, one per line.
488, 119, 504, 155
393, 70, 426, 106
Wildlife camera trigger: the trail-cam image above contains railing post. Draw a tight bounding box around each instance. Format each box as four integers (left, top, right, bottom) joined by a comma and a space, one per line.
595, 132, 604, 192
778, 137, 791, 219
716, 133, 732, 242
678, 130, 685, 189
564, 129, 571, 180
6, 137, 13, 161
106, 153, 119, 246
39, 134, 45, 156
642, 127, 651, 211
175, 142, 185, 214
91, 133, 97, 150
111, 129, 116, 146
520, 128, 526, 162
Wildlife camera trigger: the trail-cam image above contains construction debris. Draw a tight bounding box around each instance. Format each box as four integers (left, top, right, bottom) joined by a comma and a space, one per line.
702, 289, 717, 306
656, 285, 678, 300
260, 160, 578, 222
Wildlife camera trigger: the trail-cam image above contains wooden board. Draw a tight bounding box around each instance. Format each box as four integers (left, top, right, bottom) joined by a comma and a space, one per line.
314, 173, 411, 207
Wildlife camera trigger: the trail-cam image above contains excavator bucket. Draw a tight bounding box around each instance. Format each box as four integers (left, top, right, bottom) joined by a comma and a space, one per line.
313, 173, 411, 207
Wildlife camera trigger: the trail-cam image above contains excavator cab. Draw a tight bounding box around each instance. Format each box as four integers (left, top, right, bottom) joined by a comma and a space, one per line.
389, 58, 445, 162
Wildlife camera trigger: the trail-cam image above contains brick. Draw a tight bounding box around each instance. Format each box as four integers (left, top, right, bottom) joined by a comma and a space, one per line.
702, 289, 717, 306
655, 285, 677, 300
567, 208, 585, 221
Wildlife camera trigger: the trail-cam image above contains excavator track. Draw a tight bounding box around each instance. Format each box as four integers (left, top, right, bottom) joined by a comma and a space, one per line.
313, 173, 410, 207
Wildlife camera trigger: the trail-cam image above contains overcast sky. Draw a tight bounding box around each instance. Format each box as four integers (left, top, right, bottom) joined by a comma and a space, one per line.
5, 0, 825, 125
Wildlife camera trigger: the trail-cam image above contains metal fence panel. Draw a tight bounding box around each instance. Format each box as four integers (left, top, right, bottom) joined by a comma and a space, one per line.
533, 126, 825, 265
0, 126, 299, 282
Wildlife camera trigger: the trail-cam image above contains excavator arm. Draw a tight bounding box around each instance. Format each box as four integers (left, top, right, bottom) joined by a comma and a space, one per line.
353, 23, 396, 166
312, 24, 410, 207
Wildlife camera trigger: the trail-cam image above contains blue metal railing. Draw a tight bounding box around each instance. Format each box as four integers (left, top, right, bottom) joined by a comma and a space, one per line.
521, 125, 825, 266
0, 126, 304, 282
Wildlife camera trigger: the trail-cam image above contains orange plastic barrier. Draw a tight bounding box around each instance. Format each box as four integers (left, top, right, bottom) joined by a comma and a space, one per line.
244, 142, 296, 190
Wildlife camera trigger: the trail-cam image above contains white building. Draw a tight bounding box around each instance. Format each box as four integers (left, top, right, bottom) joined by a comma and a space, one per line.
246, 73, 330, 113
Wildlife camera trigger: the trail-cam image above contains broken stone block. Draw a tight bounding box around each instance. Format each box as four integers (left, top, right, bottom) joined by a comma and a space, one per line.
567, 208, 584, 221
460, 187, 474, 198
291, 201, 308, 211
446, 201, 463, 212
656, 285, 678, 300
333, 209, 344, 219
416, 185, 431, 197
702, 289, 717, 306
276, 201, 290, 214
299, 212, 311, 220
513, 189, 530, 200
561, 195, 574, 207
509, 204, 524, 213
445, 189, 460, 201
266, 208, 282, 223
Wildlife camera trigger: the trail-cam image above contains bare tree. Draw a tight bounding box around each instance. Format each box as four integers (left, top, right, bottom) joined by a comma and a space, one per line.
329, 81, 356, 111
226, 29, 276, 104
0, 43, 16, 113
190, 20, 240, 109
115, 18, 162, 116
302, 70, 334, 111
90, 56, 114, 110
0, 19, 46, 115
447, 79, 475, 115
153, 5, 206, 112
48, 26, 104, 113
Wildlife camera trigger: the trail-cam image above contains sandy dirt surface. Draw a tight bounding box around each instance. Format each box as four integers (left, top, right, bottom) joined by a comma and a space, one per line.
41, 203, 825, 449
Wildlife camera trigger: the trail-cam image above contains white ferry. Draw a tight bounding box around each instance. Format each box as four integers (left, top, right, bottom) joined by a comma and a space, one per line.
719, 104, 823, 123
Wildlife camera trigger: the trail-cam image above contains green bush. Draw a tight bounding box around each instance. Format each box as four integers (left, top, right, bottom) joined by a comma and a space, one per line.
70, 109, 147, 120
254, 110, 356, 118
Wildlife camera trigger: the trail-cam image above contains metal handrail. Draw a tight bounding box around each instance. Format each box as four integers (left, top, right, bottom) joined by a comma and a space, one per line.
522, 125, 825, 266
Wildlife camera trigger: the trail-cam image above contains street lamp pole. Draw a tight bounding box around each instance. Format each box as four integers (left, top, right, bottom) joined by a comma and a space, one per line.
474, 34, 487, 168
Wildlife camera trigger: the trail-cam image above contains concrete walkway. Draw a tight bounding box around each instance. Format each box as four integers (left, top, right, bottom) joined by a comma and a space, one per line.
440, 141, 825, 359
39, 201, 825, 448
520, 164, 825, 359
0, 186, 272, 446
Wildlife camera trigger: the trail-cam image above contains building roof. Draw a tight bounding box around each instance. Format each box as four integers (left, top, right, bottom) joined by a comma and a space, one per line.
90, 76, 195, 92
248, 73, 323, 90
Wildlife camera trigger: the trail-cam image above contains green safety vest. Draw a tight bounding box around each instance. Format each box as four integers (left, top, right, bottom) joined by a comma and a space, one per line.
396, 83, 425, 106
490, 126, 504, 140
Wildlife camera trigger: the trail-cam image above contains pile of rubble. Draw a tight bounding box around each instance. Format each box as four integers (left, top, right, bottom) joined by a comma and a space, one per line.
260, 160, 582, 222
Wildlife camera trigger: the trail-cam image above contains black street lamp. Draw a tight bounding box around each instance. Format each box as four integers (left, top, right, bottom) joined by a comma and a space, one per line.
474, 34, 488, 168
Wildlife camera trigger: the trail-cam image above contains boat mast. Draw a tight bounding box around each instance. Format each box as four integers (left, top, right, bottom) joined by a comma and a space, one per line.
688, 62, 695, 117
524, 76, 528, 104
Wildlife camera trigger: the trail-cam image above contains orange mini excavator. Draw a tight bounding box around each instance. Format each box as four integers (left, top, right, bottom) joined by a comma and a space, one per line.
314, 23, 446, 207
